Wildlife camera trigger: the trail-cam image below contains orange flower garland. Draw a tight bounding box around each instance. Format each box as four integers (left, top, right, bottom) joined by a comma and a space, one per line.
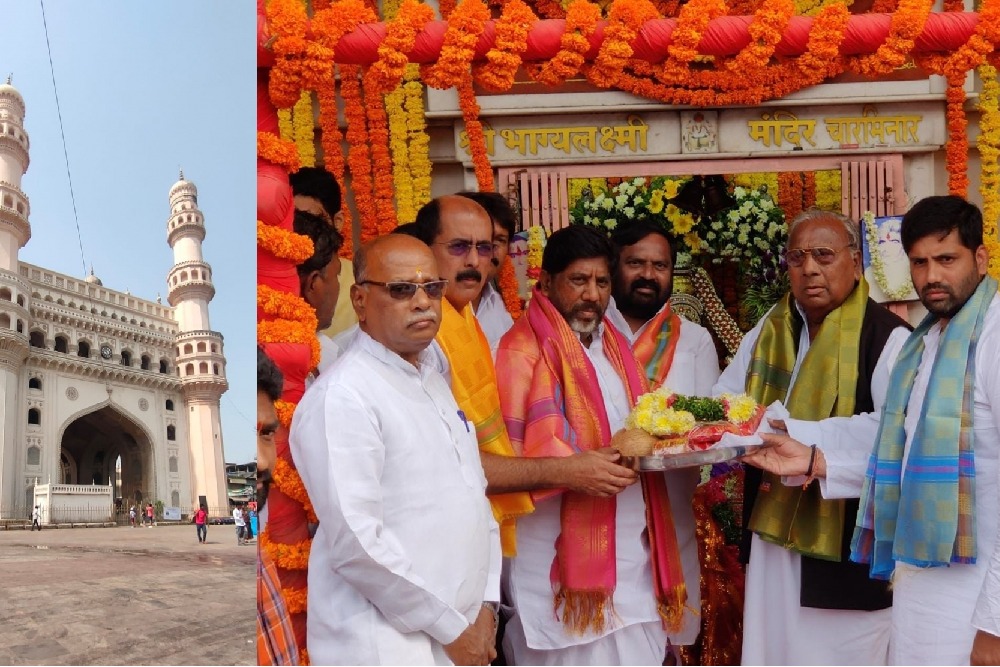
274, 399, 297, 429
473, 0, 536, 91
944, 73, 969, 196
369, 0, 436, 94
726, 0, 795, 74
530, 0, 601, 87
260, 530, 312, 571
498, 256, 523, 319
273, 457, 317, 519
341, 65, 380, 242
588, 0, 660, 89
258, 284, 318, 324
422, 0, 489, 90
258, 131, 301, 173
316, 67, 354, 258
849, 0, 932, 78
532, 0, 567, 19
661, 0, 728, 80
258, 320, 321, 370
795, 3, 851, 82
361, 69, 400, 238
438, 0, 457, 19
265, 0, 309, 109
458, 79, 495, 190
941, 0, 1000, 79
257, 220, 315, 264
281, 585, 308, 615
804, 171, 817, 210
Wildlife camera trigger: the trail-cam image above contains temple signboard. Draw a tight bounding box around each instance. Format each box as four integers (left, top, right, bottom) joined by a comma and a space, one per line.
454, 113, 680, 165
721, 102, 945, 152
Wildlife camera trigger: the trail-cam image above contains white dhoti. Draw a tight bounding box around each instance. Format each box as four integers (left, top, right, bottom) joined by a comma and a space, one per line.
503, 612, 666, 666
741, 535, 891, 666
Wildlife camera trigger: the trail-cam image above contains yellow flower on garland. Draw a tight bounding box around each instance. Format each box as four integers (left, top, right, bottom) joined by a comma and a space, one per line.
648, 190, 665, 215
292, 90, 316, 168
978, 64, 1000, 280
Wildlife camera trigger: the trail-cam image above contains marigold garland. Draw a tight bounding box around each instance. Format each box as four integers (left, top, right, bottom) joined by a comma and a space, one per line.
532, 0, 567, 19
316, 66, 354, 258
978, 64, 1000, 280
848, 0, 932, 78
726, 0, 795, 75
497, 256, 523, 319
941, 0, 1000, 80
265, 0, 309, 109
458, 79, 495, 190
292, 90, 316, 168
341, 65, 380, 243
421, 0, 489, 90
257, 220, 315, 263
258, 319, 322, 370
260, 529, 312, 571
361, 69, 400, 238
258, 284, 319, 326
369, 0, 435, 94
814, 170, 842, 212
274, 399, 297, 429
258, 131, 301, 173
589, 0, 660, 89
804, 171, 817, 210
273, 456, 317, 518
945, 73, 969, 196
404, 67, 433, 210
387, 84, 416, 224
473, 0, 536, 91
530, 0, 601, 87
277, 107, 294, 142
661, 0, 728, 79
281, 585, 309, 615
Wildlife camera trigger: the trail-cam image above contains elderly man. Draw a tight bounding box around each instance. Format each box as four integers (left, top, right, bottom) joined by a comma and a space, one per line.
292, 210, 342, 376
457, 191, 517, 348
290, 235, 501, 665
714, 209, 910, 665
604, 221, 719, 654
257, 348, 299, 667
746, 197, 1000, 665
411, 196, 534, 557
496, 225, 686, 665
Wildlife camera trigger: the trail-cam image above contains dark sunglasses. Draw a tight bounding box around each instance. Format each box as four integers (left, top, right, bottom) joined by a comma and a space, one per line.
784, 245, 855, 267
435, 240, 494, 257
358, 279, 449, 300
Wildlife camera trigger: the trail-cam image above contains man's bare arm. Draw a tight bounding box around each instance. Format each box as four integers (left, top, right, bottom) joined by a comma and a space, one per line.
481, 448, 637, 497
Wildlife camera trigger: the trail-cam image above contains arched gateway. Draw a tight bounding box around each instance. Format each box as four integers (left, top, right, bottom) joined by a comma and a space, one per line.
59, 405, 155, 505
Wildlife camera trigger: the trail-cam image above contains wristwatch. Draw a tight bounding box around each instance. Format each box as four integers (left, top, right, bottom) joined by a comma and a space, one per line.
482, 601, 500, 631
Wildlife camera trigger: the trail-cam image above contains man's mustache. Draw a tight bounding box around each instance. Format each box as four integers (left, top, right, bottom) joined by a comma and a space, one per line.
456, 268, 483, 283
629, 278, 660, 295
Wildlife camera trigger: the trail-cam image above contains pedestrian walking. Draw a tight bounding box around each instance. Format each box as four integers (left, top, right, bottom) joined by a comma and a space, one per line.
233, 505, 246, 545
145, 503, 155, 527
194, 504, 208, 543
129, 505, 136, 527
31, 504, 40, 531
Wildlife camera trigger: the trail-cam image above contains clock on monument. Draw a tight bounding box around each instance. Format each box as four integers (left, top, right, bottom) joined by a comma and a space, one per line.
100, 344, 113, 360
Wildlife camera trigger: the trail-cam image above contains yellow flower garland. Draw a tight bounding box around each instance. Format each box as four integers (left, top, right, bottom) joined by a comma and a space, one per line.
277, 108, 294, 142
814, 170, 842, 212
292, 90, 316, 168
978, 64, 1000, 280
404, 66, 432, 211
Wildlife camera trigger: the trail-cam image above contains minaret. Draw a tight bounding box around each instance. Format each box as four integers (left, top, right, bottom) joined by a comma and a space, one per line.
166, 172, 229, 513
0, 78, 31, 512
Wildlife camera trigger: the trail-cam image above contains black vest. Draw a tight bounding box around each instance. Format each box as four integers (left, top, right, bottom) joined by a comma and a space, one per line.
741, 298, 910, 611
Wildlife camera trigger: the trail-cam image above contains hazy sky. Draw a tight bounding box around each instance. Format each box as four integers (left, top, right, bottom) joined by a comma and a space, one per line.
3, 1, 256, 462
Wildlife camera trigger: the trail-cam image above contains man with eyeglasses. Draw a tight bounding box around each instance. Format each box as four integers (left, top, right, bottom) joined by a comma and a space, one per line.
742, 196, 1000, 666
714, 209, 910, 665
604, 220, 720, 658
289, 234, 501, 665
495, 225, 683, 666
412, 196, 535, 563
457, 191, 517, 349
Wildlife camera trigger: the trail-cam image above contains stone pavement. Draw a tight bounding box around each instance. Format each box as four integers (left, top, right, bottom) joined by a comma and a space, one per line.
0, 524, 255, 665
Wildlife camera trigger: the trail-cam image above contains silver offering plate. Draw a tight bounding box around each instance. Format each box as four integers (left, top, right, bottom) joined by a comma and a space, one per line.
623, 443, 765, 471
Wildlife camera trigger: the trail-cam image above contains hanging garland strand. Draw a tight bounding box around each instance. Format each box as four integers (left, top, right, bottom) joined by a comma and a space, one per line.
978, 64, 1000, 280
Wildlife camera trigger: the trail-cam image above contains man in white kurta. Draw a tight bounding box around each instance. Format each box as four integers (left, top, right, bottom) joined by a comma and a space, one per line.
290, 236, 501, 665
475, 281, 515, 350
714, 210, 910, 665
606, 221, 721, 650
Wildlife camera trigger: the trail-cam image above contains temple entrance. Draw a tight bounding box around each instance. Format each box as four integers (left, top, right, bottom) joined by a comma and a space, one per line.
60, 406, 155, 508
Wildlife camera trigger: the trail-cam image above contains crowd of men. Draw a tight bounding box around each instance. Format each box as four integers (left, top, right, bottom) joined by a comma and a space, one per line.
256, 169, 1000, 667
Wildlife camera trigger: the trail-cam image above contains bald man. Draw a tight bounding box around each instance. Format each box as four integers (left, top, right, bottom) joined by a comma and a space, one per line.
290, 235, 501, 665
411, 197, 535, 558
